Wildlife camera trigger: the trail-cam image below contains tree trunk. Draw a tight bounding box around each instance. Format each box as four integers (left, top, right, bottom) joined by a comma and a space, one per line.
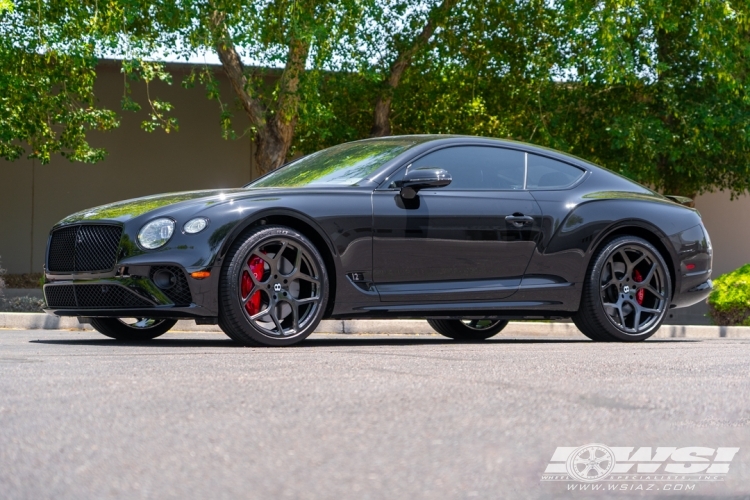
211, 12, 266, 130
254, 37, 309, 175
211, 11, 310, 175
254, 117, 296, 175
371, 96, 393, 137
370, 0, 456, 137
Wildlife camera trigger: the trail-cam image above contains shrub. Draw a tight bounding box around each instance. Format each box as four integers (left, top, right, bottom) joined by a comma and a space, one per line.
0, 296, 46, 313
707, 264, 750, 326
3, 273, 43, 289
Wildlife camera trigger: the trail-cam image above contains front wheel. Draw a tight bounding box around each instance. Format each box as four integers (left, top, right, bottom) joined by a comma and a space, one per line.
427, 319, 509, 341
573, 236, 671, 342
218, 225, 329, 347
90, 318, 177, 341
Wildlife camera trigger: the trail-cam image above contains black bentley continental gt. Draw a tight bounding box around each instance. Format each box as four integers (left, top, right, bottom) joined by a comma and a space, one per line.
43, 135, 713, 346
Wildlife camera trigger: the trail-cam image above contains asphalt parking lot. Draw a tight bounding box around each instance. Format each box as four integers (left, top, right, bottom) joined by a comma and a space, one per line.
1, 329, 749, 499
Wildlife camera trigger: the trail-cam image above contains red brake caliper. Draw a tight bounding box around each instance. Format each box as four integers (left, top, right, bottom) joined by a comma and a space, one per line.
241, 256, 265, 315
633, 269, 645, 305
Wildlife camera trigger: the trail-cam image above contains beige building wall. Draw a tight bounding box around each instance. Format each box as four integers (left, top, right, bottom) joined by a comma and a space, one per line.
0, 62, 256, 274
694, 191, 750, 276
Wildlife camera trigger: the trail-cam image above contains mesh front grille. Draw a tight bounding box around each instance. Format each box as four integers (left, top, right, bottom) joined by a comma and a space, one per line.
47, 227, 77, 272
47, 225, 123, 273
150, 266, 193, 306
45, 284, 153, 309
44, 285, 76, 308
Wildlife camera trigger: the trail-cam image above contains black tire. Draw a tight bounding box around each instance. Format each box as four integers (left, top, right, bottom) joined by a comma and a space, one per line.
427, 319, 509, 341
573, 235, 671, 342
90, 318, 177, 341
218, 225, 329, 347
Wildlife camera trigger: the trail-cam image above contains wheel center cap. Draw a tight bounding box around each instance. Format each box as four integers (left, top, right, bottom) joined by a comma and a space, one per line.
623, 285, 630, 293
274, 283, 282, 292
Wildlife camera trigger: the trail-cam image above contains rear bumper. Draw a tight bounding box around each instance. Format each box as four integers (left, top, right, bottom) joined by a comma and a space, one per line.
672, 278, 712, 309
669, 223, 713, 309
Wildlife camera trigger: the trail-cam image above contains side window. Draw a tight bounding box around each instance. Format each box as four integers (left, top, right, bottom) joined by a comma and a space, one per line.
526, 154, 584, 189
408, 146, 525, 190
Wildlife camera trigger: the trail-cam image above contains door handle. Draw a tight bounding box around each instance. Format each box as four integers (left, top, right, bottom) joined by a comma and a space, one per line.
505, 214, 534, 227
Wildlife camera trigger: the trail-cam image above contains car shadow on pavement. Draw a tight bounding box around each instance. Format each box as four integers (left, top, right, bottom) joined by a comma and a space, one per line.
29, 338, 242, 347
29, 336, 699, 348
302, 338, 699, 346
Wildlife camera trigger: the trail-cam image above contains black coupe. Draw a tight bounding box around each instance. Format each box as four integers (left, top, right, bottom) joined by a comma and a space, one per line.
43, 135, 713, 346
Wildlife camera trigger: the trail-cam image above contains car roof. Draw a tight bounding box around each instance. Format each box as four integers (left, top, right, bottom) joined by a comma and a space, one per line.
354, 134, 601, 169
356, 134, 606, 187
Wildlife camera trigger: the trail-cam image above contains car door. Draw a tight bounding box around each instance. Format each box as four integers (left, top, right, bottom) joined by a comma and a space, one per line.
372, 145, 543, 302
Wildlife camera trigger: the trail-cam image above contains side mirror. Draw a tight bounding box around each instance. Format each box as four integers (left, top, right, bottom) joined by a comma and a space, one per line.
400, 168, 452, 199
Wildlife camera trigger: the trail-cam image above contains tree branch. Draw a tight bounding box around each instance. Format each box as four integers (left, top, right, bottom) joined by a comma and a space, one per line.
371, 0, 457, 137
255, 33, 311, 173
210, 11, 266, 131
275, 35, 311, 125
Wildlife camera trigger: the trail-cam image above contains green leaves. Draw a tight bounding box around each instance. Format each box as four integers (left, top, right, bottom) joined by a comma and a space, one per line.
300, 0, 750, 198
1, 0, 749, 198
708, 264, 750, 326
0, 1, 119, 163
121, 59, 178, 133
0, 46, 119, 163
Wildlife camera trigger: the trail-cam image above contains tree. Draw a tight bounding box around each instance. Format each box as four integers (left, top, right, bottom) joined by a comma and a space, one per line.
367, 0, 457, 137
0, 0, 364, 174
305, 0, 750, 199
202, 1, 364, 174
0, 1, 120, 163
542, 0, 750, 198
2, 0, 750, 200
292, 0, 471, 150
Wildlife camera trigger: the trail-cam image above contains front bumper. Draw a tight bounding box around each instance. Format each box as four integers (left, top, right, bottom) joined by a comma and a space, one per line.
44, 305, 214, 320
43, 264, 222, 320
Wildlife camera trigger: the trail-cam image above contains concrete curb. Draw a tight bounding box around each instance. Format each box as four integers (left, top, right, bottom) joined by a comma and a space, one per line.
1, 313, 749, 338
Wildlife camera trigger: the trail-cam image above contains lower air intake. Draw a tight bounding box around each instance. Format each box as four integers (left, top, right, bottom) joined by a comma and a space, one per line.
44, 284, 154, 309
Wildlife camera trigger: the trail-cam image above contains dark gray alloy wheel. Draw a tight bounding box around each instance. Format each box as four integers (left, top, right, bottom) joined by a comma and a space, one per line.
573, 235, 671, 342
218, 225, 329, 347
90, 317, 177, 341
427, 319, 510, 341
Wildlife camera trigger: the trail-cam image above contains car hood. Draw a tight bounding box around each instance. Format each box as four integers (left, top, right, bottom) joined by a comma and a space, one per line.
56, 188, 253, 225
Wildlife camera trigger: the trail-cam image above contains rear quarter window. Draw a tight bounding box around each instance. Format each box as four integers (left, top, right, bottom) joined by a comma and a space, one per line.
526, 154, 584, 189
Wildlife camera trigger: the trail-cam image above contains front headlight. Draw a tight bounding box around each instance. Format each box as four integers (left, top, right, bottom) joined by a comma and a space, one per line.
183, 217, 209, 234
138, 218, 175, 249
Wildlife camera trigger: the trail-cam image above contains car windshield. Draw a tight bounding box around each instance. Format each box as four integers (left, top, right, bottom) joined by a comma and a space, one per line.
247, 139, 419, 188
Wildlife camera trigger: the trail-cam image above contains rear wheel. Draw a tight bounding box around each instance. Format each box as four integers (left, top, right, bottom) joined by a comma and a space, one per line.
218, 225, 328, 347
90, 318, 177, 341
427, 319, 509, 341
573, 236, 671, 342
